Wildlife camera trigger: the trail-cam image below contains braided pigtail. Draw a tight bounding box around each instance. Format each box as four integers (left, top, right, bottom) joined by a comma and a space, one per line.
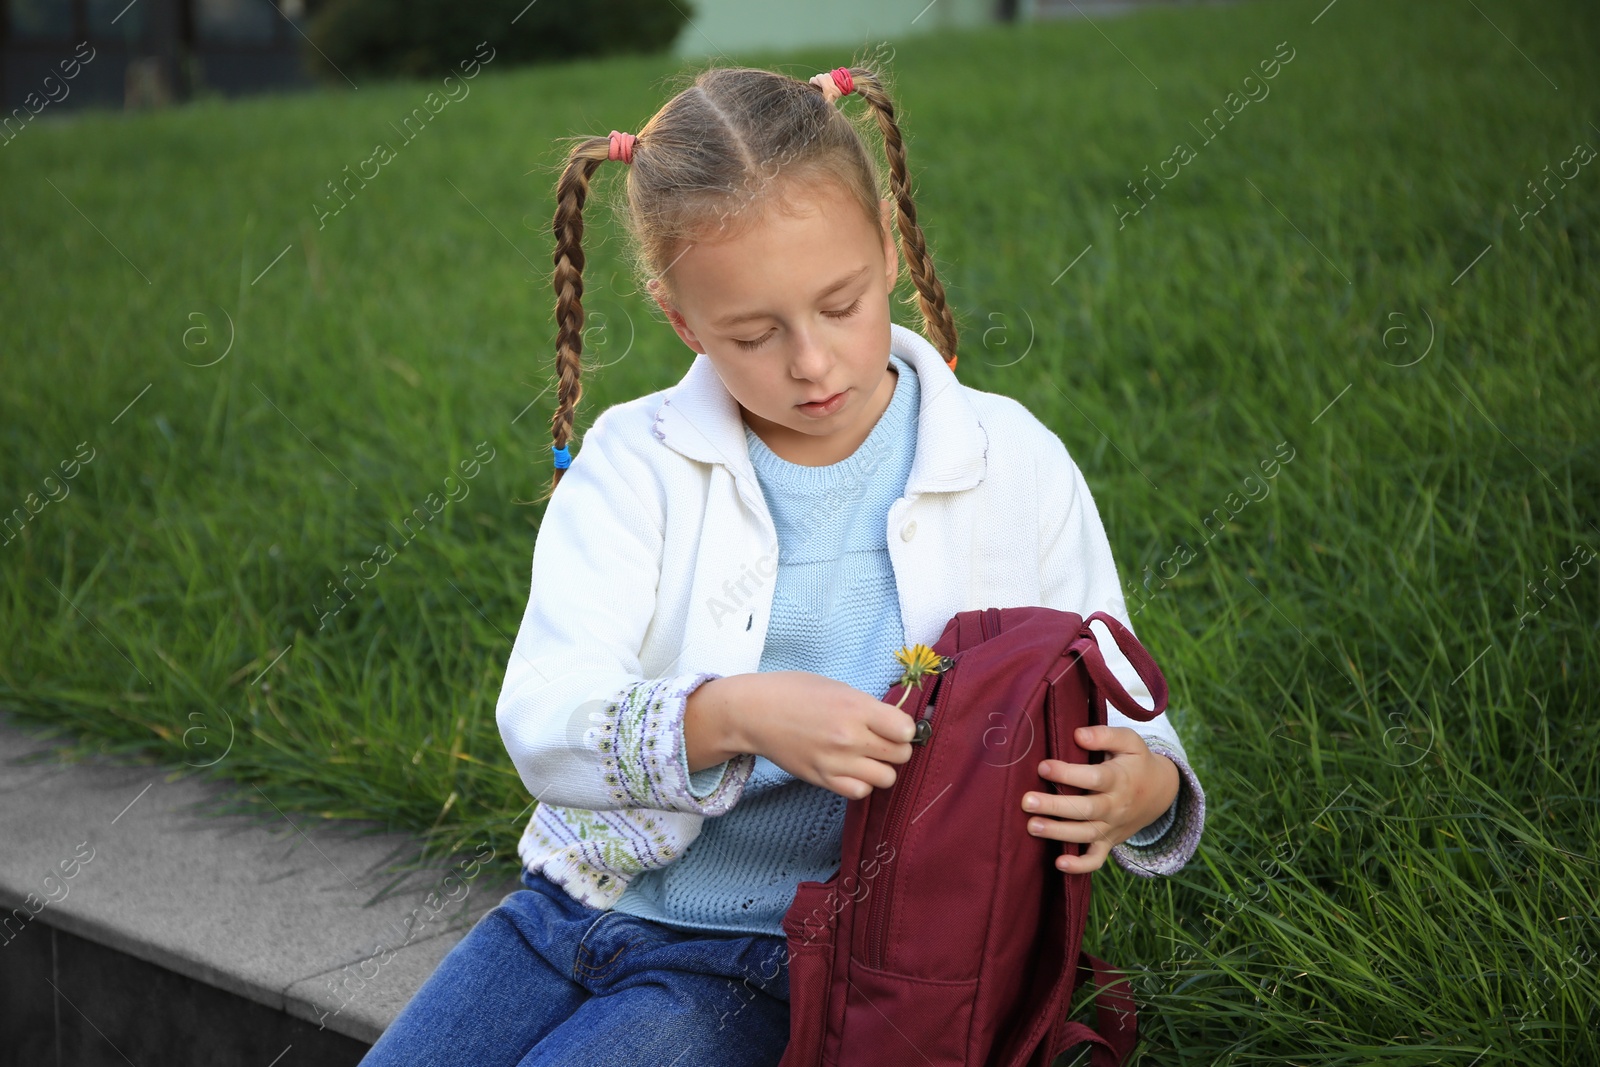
546, 134, 623, 497
839, 67, 960, 372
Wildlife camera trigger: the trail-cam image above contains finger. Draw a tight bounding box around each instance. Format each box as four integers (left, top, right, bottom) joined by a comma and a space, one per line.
861, 725, 914, 767
1073, 725, 1145, 754
1021, 789, 1100, 822
830, 775, 874, 801
1056, 837, 1111, 875
870, 704, 920, 745
1026, 815, 1107, 844
840, 757, 899, 796
1037, 759, 1107, 793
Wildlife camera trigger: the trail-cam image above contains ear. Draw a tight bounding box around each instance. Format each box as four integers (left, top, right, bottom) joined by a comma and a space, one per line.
649, 278, 706, 353
879, 197, 898, 291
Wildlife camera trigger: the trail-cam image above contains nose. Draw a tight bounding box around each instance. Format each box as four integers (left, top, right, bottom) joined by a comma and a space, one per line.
787, 323, 833, 383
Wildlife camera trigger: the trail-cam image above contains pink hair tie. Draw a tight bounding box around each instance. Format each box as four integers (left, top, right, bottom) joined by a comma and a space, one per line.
608, 130, 637, 164
809, 66, 855, 105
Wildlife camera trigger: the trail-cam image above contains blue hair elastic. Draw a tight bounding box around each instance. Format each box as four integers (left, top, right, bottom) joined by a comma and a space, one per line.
552, 444, 572, 470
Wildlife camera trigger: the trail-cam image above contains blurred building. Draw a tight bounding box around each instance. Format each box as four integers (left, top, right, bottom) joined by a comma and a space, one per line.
2, 0, 1201, 115
670, 0, 1018, 58
666, 0, 1223, 57
2, 0, 318, 114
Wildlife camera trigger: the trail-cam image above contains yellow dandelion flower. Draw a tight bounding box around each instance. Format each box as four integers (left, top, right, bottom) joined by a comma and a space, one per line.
891, 643, 946, 709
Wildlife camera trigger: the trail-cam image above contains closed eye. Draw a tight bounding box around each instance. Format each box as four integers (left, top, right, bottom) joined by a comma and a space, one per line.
733, 298, 865, 351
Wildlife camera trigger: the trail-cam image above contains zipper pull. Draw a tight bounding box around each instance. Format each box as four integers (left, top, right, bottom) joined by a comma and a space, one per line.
908, 655, 955, 746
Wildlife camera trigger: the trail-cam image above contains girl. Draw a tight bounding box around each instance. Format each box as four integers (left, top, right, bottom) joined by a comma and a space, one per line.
360, 60, 1205, 1067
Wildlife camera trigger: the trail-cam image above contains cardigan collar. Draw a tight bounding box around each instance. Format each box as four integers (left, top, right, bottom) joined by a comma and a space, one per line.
651, 322, 988, 498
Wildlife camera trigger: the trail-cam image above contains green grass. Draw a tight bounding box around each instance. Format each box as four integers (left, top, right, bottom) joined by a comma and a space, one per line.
3, 0, 1598, 1061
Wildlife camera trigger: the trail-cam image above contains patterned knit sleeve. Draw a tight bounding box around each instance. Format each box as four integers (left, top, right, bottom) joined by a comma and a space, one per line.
518, 673, 759, 910
1109, 737, 1206, 877
589, 672, 757, 816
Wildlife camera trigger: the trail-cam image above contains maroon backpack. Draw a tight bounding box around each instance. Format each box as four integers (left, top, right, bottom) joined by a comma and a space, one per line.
778, 607, 1169, 1067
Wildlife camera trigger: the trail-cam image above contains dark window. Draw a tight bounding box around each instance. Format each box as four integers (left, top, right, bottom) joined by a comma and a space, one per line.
87, 0, 148, 37
8, 0, 73, 41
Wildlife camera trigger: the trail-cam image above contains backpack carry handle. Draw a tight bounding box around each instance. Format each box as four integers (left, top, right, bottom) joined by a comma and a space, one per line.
1070, 611, 1168, 723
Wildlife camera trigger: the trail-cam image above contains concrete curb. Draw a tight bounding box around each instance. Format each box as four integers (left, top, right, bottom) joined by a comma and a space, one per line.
0, 709, 523, 1054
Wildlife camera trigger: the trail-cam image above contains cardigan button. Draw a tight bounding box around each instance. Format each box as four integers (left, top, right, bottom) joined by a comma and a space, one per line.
900, 520, 917, 541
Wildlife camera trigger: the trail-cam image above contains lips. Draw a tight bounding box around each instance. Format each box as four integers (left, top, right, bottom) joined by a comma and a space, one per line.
796, 386, 849, 418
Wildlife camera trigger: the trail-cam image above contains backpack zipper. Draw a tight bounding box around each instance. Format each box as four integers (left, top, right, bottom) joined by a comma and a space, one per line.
908, 654, 952, 746
867, 652, 957, 970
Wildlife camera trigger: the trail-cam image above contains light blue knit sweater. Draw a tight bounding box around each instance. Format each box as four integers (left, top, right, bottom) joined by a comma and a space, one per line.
608, 352, 1175, 937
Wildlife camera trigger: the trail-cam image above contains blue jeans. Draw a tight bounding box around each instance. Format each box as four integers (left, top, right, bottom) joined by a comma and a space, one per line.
358, 865, 793, 1067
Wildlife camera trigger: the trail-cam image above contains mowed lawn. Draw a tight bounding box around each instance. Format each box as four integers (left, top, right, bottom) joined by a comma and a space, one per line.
2, 0, 1597, 1061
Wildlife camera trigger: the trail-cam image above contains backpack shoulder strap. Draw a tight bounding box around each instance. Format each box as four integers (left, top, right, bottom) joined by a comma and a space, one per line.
1047, 954, 1139, 1066
1034, 611, 1171, 1066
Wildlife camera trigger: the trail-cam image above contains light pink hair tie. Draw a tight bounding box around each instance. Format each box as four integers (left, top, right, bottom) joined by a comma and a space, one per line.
608, 130, 637, 164
809, 67, 855, 106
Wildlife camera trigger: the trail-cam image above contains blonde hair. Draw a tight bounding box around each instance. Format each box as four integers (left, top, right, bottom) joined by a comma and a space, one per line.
545, 59, 958, 495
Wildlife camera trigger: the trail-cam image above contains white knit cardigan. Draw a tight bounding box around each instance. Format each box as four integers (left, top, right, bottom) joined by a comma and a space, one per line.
495, 323, 1206, 909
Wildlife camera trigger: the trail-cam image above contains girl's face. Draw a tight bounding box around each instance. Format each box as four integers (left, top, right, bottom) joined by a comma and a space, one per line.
651, 179, 901, 467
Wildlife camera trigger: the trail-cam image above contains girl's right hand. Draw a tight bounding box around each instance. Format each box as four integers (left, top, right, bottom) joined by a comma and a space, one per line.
738, 671, 918, 800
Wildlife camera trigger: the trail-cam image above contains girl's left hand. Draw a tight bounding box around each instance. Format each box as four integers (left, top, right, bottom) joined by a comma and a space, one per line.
1019, 725, 1180, 874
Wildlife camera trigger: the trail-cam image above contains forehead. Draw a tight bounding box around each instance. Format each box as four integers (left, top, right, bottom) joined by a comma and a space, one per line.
667, 180, 883, 313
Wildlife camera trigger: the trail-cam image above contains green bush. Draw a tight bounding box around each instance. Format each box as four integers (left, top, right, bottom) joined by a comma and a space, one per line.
304, 0, 693, 80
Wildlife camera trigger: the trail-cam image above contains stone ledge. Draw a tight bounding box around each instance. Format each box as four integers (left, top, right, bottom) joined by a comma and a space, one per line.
3, 918, 375, 1067
0, 709, 523, 1051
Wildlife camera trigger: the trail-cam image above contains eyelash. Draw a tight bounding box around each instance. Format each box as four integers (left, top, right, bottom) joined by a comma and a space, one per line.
734, 298, 864, 351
